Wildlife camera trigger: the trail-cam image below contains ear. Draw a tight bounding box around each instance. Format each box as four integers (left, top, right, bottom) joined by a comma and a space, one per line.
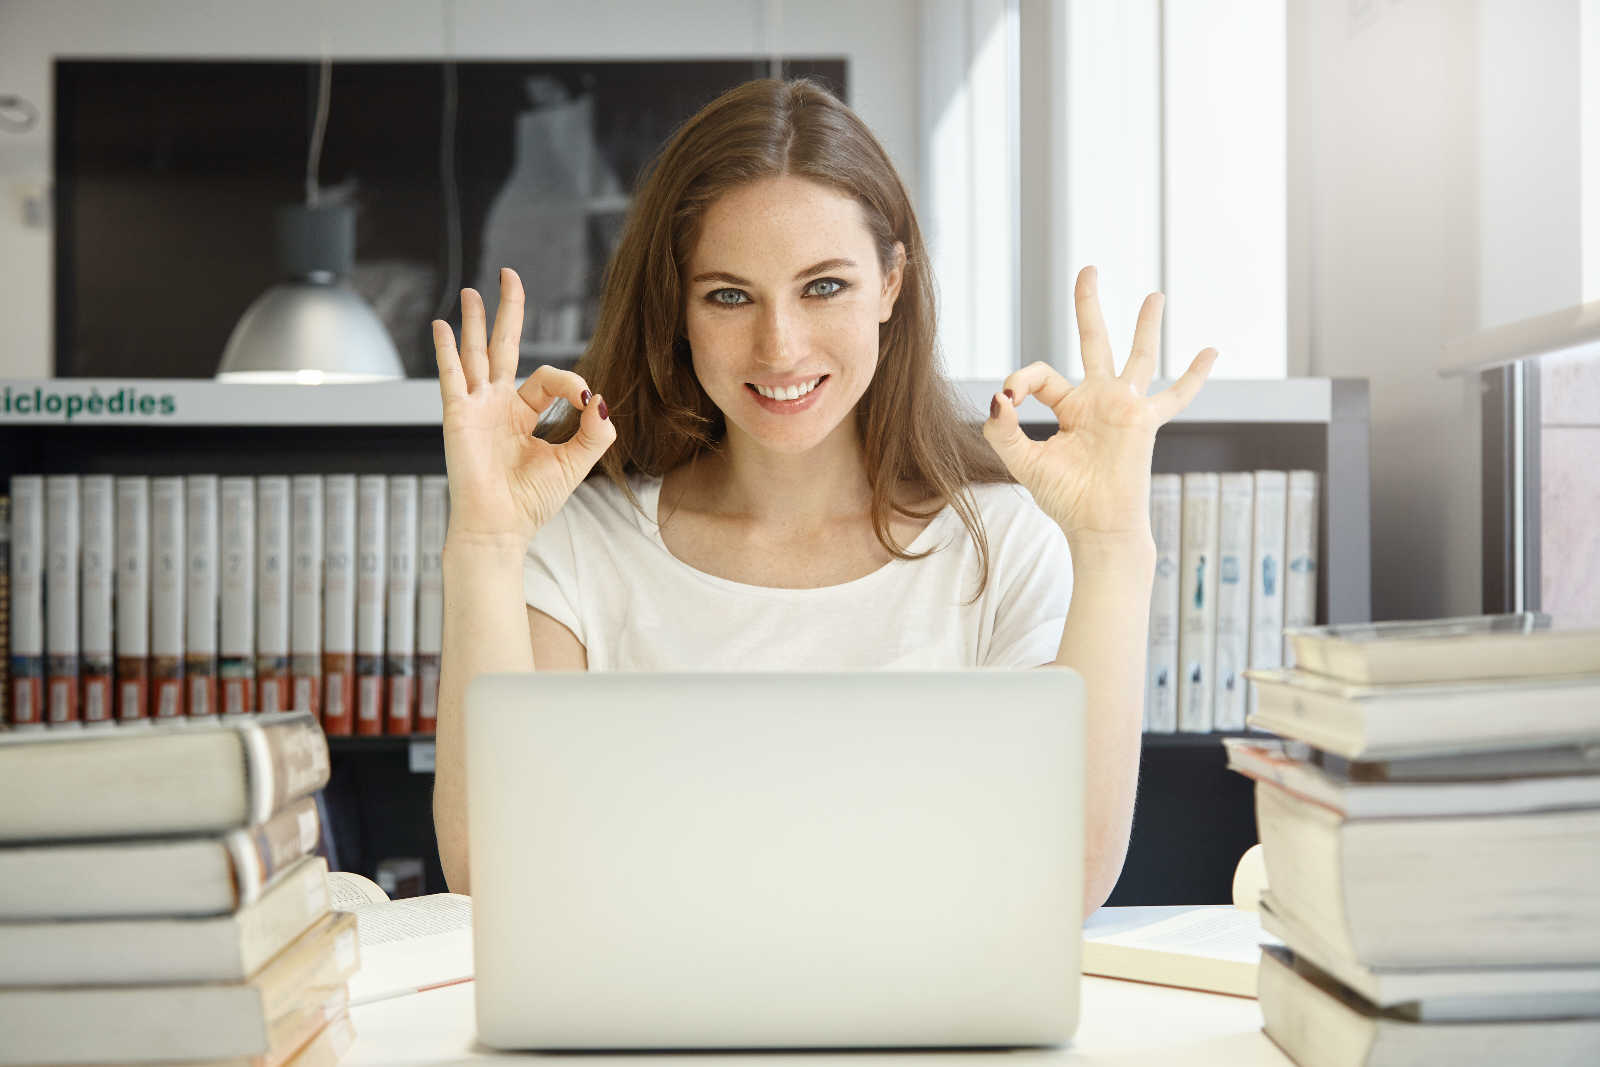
878, 241, 906, 323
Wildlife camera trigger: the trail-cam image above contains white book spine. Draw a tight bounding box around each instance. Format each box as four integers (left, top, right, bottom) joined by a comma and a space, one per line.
44, 475, 81, 726
1247, 471, 1288, 721
354, 474, 388, 733
184, 475, 219, 718
1145, 474, 1182, 734
218, 476, 256, 716
149, 476, 186, 719
8, 476, 45, 726
255, 476, 291, 714
290, 475, 324, 720
385, 476, 419, 735
415, 475, 449, 732
321, 475, 358, 734
78, 475, 115, 724
1283, 470, 1321, 665
1176, 472, 1220, 733
1212, 473, 1255, 732
114, 477, 151, 722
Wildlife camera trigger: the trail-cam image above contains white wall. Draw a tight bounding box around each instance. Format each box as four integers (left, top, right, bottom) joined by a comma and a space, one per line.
0, 0, 919, 380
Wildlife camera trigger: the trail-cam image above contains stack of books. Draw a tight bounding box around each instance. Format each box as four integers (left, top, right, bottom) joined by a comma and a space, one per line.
0, 710, 360, 1065
1226, 613, 1600, 1066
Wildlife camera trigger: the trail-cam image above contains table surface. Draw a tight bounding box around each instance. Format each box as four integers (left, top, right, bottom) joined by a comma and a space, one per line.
343, 907, 1293, 1066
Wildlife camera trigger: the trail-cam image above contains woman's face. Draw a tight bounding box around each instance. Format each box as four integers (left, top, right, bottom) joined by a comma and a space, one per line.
682, 174, 904, 457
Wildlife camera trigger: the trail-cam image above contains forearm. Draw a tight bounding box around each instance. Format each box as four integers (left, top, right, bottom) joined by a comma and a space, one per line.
1053, 534, 1156, 920
434, 533, 536, 894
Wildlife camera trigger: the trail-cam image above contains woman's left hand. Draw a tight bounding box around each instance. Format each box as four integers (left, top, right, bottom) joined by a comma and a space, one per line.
983, 265, 1218, 562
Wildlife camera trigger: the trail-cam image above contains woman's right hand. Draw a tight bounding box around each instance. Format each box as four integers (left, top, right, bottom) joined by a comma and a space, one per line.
433, 267, 616, 547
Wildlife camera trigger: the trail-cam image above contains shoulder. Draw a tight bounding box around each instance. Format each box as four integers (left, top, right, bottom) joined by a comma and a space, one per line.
552, 471, 657, 532
961, 480, 1058, 538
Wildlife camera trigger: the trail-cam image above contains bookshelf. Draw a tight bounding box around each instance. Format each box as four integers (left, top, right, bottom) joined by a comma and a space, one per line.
1, 377, 1371, 904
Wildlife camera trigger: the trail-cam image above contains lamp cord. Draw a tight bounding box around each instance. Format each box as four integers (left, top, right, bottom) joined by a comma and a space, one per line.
306, 54, 332, 206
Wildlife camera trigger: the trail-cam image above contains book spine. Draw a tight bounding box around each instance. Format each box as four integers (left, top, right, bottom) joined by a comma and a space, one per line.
225, 794, 323, 906
79, 475, 115, 724
354, 474, 387, 736
1176, 472, 1220, 733
1247, 471, 1288, 723
184, 474, 220, 718
1212, 472, 1255, 732
415, 475, 448, 735
149, 476, 187, 718
256, 476, 292, 714
1145, 474, 1181, 734
237, 712, 335, 823
0, 493, 8, 728
219, 476, 257, 716
320, 474, 357, 736
115, 477, 151, 722
1283, 470, 1320, 664
385, 476, 419, 735
8, 477, 44, 727
290, 475, 324, 722
44, 474, 81, 727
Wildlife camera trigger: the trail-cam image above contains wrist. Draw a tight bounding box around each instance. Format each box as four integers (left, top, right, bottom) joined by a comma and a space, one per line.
1062, 528, 1157, 577
443, 529, 531, 567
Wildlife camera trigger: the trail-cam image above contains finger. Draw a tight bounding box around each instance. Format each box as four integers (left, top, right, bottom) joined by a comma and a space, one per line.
999, 361, 1076, 423
432, 319, 468, 402
515, 364, 593, 424
554, 391, 618, 487
458, 287, 490, 388
982, 389, 1043, 481
1074, 265, 1116, 378
1121, 292, 1165, 394
1151, 348, 1220, 423
488, 268, 524, 385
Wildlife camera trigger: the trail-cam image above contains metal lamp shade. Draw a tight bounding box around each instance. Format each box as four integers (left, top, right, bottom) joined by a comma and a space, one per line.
215, 279, 406, 384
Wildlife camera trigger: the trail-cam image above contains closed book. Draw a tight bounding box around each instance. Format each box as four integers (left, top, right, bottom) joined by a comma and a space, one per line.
282, 1009, 356, 1067
187, 474, 221, 718
385, 476, 419, 735
9, 477, 44, 726
1144, 474, 1181, 733
1254, 777, 1600, 967
115, 476, 152, 722
256, 476, 292, 713
79, 474, 115, 724
1282, 469, 1319, 662
1244, 666, 1600, 760
0, 493, 9, 727
1284, 612, 1600, 686
355, 474, 387, 736
1212, 472, 1253, 731
1258, 944, 1600, 1067
321, 475, 357, 735
45, 474, 81, 726
0, 709, 329, 842
0, 855, 331, 985
1246, 471, 1288, 721
415, 475, 448, 734
0, 794, 322, 919
1176, 472, 1219, 732
1260, 892, 1600, 1022
0, 907, 357, 1065
290, 475, 324, 721
220, 476, 258, 716
150, 475, 187, 718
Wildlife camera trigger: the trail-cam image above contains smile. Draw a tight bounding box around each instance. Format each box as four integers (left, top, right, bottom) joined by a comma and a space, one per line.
748, 375, 827, 401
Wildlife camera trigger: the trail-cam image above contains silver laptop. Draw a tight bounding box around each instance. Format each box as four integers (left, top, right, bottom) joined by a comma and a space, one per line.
466, 669, 1086, 1050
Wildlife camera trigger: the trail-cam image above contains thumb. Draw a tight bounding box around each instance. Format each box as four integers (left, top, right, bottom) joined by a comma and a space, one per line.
981, 390, 1037, 478
556, 393, 618, 487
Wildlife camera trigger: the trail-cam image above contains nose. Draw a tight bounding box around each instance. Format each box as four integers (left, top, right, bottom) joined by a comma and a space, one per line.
754, 298, 798, 367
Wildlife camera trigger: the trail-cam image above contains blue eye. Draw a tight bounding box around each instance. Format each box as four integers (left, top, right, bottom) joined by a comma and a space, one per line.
709, 289, 749, 306
806, 278, 847, 298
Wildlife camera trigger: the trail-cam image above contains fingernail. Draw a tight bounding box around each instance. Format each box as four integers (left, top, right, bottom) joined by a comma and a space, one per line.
598, 397, 609, 421
990, 396, 1000, 419
581, 389, 592, 406
1003, 389, 1015, 403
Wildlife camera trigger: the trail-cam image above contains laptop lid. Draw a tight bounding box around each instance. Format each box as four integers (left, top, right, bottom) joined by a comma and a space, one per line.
466, 668, 1085, 1050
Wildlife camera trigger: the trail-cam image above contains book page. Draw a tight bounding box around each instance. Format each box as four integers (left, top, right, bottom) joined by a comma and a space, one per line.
327, 870, 390, 910
1085, 907, 1280, 964
347, 894, 474, 1007
353, 893, 471, 945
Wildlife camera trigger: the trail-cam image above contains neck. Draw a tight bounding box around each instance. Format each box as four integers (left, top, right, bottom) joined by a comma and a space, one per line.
675, 418, 874, 531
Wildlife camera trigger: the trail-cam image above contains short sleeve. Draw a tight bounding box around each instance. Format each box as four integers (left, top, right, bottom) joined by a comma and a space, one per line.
982, 498, 1074, 668
523, 506, 585, 645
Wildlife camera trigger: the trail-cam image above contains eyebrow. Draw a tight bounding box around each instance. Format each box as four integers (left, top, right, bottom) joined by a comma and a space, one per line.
689, 258, 858, 286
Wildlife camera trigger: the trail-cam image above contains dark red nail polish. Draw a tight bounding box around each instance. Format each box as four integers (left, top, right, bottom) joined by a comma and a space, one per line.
990, 396, 1000, 419
1003, 388, 1016, 403
598, 398, 609, 421
580, 389, 592, 406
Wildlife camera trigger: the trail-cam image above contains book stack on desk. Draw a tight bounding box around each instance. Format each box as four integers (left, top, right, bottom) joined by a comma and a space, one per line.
0, 710, 360, 1066
1226, 613, 1600, 1066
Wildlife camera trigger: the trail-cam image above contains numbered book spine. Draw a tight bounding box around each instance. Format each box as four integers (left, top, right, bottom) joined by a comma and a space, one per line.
45, 475, 81, 727
415, 476, 448, 735
1246, 471, 1288, 722
184, 474, 220, 718
149, 476, 186, 719
255, 476, 292, 714
384, 476, 419, 735
290, 475, 324, 721
321, 475, 357, 736
114, 477, 151, 722
355, 475, 388, 736
0, 494, 9, 727
1176, 472, 1220, 733
218, 477, 257, 716
1144, 474, 1181, 734
1283, 470, 1321, 664
79, 475, 116, 725
1211, 473, 1254, 732
8, 479, 43, 727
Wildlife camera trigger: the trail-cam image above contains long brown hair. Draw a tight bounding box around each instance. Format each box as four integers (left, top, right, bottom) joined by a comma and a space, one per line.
540, 77, 1016, 600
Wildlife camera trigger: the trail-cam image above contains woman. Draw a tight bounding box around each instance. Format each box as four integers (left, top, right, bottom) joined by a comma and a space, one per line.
431, 78, 1218, 911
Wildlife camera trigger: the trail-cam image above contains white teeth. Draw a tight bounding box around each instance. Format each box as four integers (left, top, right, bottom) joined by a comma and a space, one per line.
754, 377, 822, 401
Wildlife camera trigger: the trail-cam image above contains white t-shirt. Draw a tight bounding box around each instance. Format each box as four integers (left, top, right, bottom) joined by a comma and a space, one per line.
523, 473, 1073, 671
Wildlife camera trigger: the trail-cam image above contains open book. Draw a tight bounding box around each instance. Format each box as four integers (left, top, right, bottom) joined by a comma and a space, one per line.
326, 871, 473, 1007
1082, 906, 1282, 998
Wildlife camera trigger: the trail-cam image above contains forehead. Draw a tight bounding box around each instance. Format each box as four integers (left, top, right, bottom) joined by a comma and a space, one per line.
688, 175, 876, 271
